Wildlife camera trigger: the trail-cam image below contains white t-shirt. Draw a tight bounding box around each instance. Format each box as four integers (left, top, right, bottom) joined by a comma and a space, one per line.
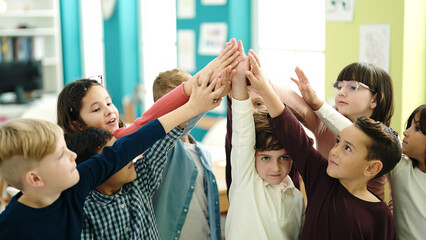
388, 155, 426, 239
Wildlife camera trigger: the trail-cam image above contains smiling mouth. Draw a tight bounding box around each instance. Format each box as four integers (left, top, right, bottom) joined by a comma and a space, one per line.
107, 118, 116, 124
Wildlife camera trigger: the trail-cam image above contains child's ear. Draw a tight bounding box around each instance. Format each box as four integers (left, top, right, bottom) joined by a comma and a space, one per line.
364, 160, 383, 178
370, 94, 378, 109
24, 170, 45, 188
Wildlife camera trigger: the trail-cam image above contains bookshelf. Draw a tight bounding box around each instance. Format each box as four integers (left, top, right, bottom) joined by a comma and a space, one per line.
0, 0, 63, 93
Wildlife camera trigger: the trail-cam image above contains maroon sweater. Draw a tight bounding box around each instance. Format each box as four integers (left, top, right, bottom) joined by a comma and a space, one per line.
268, 106, 396, 240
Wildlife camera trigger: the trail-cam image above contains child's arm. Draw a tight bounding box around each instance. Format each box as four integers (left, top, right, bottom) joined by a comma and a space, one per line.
225, 40, 247, 192
245, 52, 326, 192
291, 66, 351, 135
113, 83, 188, 139
229, 59, 256, 195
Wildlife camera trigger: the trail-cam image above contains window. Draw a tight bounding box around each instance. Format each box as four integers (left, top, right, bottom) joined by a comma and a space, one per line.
80, 0, 105, 82
252, 0, 325, 100
139, 0, 177, 109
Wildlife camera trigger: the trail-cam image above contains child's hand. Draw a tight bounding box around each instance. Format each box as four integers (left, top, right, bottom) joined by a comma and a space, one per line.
245, 51, 272, 97
188, 70, 223, 114
197, 38, 240, 83
290, 67, 323, 111
214, 66, 236, 98
232, 41, 249, 86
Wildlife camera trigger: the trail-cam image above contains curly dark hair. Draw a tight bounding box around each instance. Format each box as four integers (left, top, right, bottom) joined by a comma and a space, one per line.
355, 116, 401, 178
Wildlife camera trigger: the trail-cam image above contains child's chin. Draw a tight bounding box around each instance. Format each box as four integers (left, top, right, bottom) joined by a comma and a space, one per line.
326, 167, 336, 178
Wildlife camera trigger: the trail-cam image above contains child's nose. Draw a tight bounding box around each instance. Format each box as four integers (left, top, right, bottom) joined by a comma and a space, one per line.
272, 160, 280, 171
337, 87, 347, 96
403, 129, 408, 137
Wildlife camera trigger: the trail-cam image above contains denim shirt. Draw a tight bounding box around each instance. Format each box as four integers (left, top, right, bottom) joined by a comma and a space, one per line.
153, 137, 221, 240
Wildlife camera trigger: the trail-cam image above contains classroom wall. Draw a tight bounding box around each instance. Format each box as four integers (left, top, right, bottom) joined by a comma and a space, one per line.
325, 0, 426, 134
60, 0, 82, 84
401, 0, 426, 130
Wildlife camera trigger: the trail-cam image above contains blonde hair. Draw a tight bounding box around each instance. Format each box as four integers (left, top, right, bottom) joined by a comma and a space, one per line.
152, 68, 192, 102
0, 119, 63, 189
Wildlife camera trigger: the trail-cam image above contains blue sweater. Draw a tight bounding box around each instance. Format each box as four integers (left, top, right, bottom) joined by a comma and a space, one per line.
0, 119, 165, 240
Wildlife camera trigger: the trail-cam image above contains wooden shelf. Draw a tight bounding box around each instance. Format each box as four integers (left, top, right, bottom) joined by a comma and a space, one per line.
0, 10, 55, 17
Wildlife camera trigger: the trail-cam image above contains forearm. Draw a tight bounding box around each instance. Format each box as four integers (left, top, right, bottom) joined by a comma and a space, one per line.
261, 84, 285, 118
271, 83, 322, 133
268, 107, 324, 182
231, 98, 256, 186
78, 119, 165, 193
113, 83, 189, 138
314, 103, 352, 136
158, 102, 202, 133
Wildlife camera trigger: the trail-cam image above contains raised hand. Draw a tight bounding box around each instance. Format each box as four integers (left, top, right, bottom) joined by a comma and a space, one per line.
290, 67, 323, 111
245, 51, 284, 117
214, 66, 236, 98
188, 70, 224, 114
245, 51, 272, 97
232, 40, 249, 85
196, 38, 240, 83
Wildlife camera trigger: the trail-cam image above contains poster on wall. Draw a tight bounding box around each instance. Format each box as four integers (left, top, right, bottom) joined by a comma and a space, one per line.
177, 30, 196, 72
202, 0, 227, 5
177, 0, 195, 19
359, 24, 390, 72
326, 0, 354, 22
198, 22, 228, 56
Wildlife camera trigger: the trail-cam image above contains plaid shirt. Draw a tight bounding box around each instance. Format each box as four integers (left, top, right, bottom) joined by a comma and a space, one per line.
81, 127, 183, 240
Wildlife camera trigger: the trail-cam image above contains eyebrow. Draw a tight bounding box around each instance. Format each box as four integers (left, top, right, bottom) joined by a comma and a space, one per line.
89, 96, 111, 108
343, 139, 357, 151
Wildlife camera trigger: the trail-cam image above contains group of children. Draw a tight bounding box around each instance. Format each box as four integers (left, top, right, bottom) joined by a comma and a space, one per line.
0, 38, 424, 240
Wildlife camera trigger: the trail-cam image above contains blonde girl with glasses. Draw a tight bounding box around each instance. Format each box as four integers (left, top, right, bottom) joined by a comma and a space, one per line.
290, 62, 395, 210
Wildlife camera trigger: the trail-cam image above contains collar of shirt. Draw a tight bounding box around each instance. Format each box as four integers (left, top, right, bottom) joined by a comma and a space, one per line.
263, 175, 295, 193
90, 182, 133, 206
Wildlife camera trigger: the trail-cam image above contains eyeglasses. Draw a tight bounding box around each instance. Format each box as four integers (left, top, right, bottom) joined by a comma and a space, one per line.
88, 75, 103, 85
332, 80, 376, 94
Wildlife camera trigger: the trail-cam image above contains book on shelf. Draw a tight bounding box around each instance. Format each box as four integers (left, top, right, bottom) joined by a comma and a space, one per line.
0, 36, 41, 62
14, 36, 33, 61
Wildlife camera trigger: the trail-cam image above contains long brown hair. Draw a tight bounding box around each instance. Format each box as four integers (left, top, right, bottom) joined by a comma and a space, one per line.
57, 79, 124, 137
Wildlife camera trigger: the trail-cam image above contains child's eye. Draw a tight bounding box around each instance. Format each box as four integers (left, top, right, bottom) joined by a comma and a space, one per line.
349, 86, 357, 92
336, 138, 340, 145
261, 156, 270, 161
344, 145, 351, 151
107, 102, 113, 106
280, 155, 289, 161
92, 108, 100, 112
